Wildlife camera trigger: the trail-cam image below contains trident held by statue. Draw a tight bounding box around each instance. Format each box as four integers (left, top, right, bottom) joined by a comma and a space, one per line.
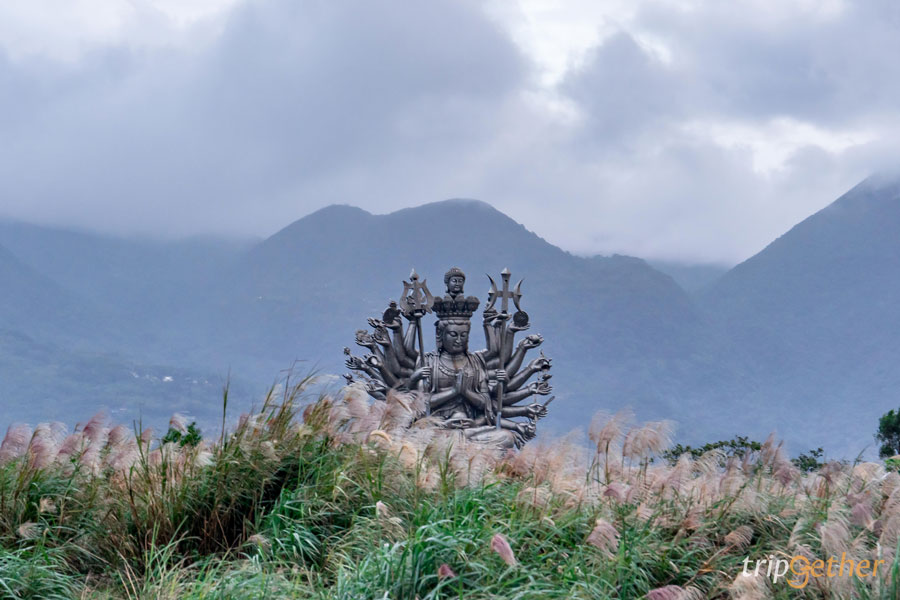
400, 269, 434, 407
486, 268, 524, 430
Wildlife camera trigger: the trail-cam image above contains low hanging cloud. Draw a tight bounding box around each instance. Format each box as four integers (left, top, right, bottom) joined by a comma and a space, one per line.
0, 0, 898, 264
509, 0, 900, 262
0, 0, 526, 237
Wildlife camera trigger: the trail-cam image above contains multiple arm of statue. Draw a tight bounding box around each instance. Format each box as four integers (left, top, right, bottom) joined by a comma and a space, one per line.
348, 304, 551, 401
501, 320, 528, 365
402, 316, 419, 363
381, 317, 417, 369
370, 322, 411, 377
342, 267, 554, 449
347, 307, 432, 393
501, 380, 552, 404
502, 335, 544, 382
355, 330, 386, 366
367, 354, 400, 388
507, 354, 550, 391
365, 379, 387, 401
481, 311, 504, 361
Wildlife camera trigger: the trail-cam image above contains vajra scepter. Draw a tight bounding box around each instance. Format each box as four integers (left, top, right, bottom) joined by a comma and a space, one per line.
486, 268, 523, 430
401, 269, 434, 412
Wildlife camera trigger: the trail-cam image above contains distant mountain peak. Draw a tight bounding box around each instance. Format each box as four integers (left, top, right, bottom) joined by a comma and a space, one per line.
811, 173, 900, 220
866, 169, 900, 189
387, 198, 502, 219
305, 204, 373, 219
288, 199, 505, 233
274, 198, 520, 246
304, 199, 499, 223
415, 198, 496, 210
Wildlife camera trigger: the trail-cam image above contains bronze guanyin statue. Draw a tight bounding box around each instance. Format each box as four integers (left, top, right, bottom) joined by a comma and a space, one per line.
343, 267, 553, 448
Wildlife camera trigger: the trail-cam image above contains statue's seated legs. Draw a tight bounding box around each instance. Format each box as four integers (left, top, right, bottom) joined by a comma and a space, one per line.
463, 425, 523, 449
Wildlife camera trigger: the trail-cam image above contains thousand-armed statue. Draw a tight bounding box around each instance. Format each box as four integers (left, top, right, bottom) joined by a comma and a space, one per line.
343, 267, 553, 449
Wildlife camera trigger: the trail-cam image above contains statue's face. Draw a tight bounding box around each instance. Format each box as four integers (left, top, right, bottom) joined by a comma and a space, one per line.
440, 322, 469, 355
448, 275, 465, 295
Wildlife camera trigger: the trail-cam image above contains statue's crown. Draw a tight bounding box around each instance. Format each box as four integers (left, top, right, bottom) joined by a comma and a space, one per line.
432, 295, 480, 320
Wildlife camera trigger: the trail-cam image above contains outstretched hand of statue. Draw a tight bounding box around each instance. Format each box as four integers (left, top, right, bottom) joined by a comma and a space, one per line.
519, 334, 543, 350
355, 330, 375, 349
525, 402, 548, 419
381, 317, 402, 331
365, 355, 383, 369
345, 356, 365, 371
513, 421, 537, 444
527, 355, 551, 372
490, 313, 511, 328
528, 381, 552, 396
509, 321, 530, 333
366, 379, 386, 394
372, 328, 391, 347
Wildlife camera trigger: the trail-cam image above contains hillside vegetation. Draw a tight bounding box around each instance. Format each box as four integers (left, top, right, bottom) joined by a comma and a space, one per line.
701, 175, 900, 455
8, 180, 900, 456
1, 379, 899, 599
0, 200, 735, 449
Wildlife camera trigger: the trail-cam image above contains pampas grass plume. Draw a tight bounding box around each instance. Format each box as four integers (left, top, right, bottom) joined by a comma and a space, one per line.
724, 525, 753, 551
586, 518, 619, 557
0, 424, 31, 464
647, 585, 684, 600
490, 533, 517, 566
437, 563, 457, 579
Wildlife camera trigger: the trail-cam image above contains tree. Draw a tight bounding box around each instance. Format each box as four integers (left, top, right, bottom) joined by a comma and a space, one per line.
661, 436, 762, 465
792, 448, 824, 473
876, 409, 900, 458
162, 421, 202, 448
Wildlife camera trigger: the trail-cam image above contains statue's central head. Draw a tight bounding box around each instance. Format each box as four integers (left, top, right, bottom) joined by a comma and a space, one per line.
432, 267, 479, 353
436, 319, 470, 355
444, 267, 466, 298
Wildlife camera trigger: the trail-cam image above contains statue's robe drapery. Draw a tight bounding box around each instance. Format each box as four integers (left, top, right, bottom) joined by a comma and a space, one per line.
425, 349, 521, 449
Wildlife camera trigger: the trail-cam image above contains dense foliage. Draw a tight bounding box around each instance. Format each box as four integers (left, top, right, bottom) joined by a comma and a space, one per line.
877, 409, 900, 459
661, 436, 763, 464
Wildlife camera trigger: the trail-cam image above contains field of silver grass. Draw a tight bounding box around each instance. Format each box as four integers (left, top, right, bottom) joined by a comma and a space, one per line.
0, 380, 898, 599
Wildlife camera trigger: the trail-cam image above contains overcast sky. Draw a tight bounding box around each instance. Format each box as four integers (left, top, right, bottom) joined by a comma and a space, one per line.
1, 0, 897, 264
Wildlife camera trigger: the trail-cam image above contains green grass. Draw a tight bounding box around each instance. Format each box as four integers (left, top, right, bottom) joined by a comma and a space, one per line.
2, 382, 900, 599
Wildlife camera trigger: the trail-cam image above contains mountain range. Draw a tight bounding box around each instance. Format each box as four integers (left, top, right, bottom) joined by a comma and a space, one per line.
1, 176, 899, 457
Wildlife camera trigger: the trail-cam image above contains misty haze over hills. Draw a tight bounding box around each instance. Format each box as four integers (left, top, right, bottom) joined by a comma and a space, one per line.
701, 174, 900, 456
1, 176, 899, 457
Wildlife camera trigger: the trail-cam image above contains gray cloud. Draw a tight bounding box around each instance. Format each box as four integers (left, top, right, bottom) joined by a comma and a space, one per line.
1, 0, 898, 264
562, 32, 691, 147
633, 1, 900, 125
535, 0, 900, 261
0, 0, 525, 237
